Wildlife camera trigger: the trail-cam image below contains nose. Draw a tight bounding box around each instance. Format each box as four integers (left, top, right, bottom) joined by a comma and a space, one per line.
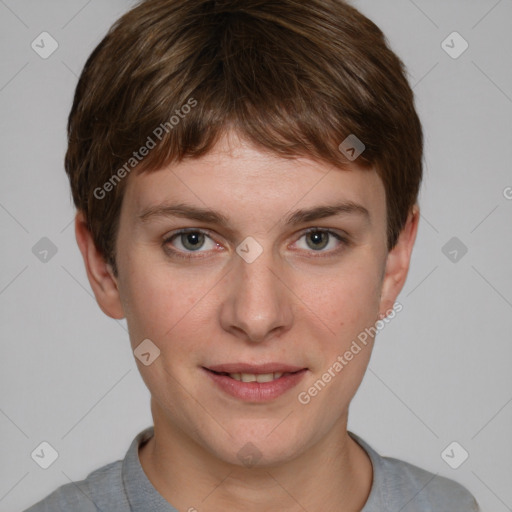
219, 246, 294, 343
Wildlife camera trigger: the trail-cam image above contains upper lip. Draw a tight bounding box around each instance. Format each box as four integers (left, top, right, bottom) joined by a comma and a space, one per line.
205, 363, 306, 374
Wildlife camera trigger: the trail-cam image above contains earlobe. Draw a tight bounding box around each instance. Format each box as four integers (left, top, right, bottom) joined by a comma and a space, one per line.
378, 204, 420, 318
74, 211, 125, 320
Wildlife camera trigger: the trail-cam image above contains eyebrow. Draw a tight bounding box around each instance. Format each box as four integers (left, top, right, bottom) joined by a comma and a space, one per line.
137, 200, 371, 227
285, 201, 370, 226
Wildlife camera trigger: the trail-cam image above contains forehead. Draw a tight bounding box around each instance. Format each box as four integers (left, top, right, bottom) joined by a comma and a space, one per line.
122, 133, 385, 223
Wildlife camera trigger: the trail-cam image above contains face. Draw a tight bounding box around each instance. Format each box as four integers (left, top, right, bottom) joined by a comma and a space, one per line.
77, 131, 418, 467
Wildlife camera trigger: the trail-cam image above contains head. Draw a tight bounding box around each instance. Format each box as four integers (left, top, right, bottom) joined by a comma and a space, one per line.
69, 0, 422, 467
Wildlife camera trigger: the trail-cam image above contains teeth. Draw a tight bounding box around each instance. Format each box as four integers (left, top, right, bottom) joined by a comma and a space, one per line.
229, 372, 286, 382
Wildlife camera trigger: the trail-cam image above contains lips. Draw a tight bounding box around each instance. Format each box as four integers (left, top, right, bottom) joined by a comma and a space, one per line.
202, 363, 308, 401
204, 363, 306, 382
205, 363, 306, 374
208, 370, 294, 383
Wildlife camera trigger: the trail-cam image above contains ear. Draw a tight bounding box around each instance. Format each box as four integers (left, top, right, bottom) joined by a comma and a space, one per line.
378, 203, 420, 319
74, 211, 125, 319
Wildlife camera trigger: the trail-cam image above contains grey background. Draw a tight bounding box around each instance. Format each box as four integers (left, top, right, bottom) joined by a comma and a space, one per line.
0, 1, 511, 511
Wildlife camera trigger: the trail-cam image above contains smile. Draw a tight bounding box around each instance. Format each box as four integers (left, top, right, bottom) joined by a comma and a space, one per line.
202, 366, 308, 402
214, 371, 290, 382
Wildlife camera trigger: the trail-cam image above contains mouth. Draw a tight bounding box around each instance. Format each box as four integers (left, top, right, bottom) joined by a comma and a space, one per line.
202, 364, 308, 402
207, 370, 297, 382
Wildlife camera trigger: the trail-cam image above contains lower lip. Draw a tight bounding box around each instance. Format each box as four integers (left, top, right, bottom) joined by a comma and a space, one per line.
203, 368, 307, 402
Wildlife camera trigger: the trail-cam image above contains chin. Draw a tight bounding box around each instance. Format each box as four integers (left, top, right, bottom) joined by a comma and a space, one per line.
202, 419, 309, 468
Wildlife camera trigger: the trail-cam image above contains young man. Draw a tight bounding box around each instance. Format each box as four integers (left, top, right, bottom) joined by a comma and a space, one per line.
26, 0, 480, 510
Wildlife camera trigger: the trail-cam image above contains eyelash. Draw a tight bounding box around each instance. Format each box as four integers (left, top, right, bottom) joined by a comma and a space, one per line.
162, 228, 351, 261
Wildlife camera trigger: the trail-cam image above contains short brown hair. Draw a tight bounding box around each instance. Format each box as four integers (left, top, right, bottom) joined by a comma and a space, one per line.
65, 0, 423, 277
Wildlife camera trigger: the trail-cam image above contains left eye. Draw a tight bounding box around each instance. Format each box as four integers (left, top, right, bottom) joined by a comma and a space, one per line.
294, 230, 343, 252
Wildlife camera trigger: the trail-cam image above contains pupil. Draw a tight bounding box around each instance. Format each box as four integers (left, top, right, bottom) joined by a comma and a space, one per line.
182, 232, 204, 251
307, 231, 328, 250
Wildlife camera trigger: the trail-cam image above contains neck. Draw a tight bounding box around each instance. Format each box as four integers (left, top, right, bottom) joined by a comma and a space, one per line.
139, 406, 372, 512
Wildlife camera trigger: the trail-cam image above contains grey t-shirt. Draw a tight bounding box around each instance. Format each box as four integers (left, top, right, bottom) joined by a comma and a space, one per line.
25, 426, 480, 511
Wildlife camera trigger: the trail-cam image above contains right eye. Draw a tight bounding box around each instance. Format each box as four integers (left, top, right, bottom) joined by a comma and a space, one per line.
163, 229, 223, 259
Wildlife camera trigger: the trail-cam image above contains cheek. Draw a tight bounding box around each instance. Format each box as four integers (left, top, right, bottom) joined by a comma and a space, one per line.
120, 264, 211, 402
120, 260, 212, 349
298, 260, 382, 338
296, 265, 380, 411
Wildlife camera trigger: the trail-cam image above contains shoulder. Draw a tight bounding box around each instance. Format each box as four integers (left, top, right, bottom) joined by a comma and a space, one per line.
23, 459, 127, 512
379, 455, 480, 511
350, 433, 480, 512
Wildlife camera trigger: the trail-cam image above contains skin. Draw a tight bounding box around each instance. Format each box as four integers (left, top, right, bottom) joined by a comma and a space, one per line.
76, 130, 419, 512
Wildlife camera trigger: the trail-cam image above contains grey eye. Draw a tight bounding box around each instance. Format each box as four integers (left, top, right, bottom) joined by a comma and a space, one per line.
180, 232, 206, 251
305, 231, 330, 250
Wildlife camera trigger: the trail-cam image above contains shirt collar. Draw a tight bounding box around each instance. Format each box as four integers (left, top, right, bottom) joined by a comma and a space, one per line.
122, 426, 384, 511
348, 430, 386, 510
122, 426, 178, 511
